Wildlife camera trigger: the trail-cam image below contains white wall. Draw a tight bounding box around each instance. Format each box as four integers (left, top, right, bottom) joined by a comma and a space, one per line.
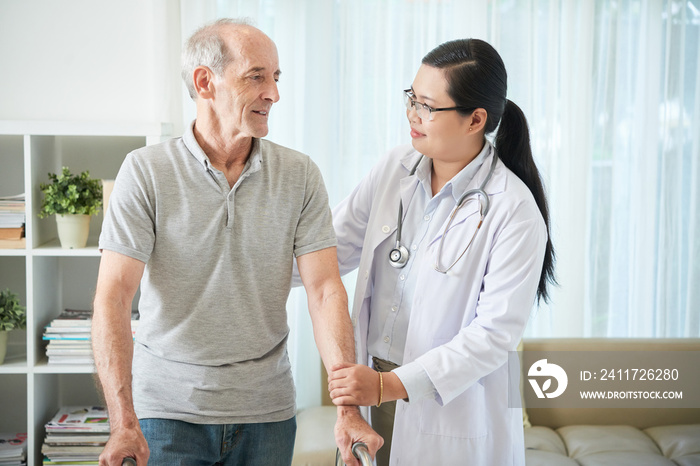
0, 0, 183, 134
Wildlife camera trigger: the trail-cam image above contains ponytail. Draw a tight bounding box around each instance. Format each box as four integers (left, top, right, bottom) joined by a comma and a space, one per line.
495, 100, 556, 303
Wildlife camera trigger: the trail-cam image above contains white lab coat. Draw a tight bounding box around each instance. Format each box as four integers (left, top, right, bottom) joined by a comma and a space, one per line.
332, 142, 547, 465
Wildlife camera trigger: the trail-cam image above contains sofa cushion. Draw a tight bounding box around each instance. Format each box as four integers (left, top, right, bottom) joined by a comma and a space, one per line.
524, 427, 578, 465
575, 451, 675, 466
557, 425, 677, 466
525, 426, 568, 456
558, 425, 664, 457
645, 424, 700, 464
671, 457, 700, 466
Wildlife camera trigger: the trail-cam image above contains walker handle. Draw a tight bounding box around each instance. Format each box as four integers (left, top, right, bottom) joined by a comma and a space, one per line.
335, 442, 372, 466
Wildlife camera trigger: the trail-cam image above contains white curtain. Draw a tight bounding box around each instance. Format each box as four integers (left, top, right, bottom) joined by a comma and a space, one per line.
179, 0, 700, 409
587, 0, 700, 338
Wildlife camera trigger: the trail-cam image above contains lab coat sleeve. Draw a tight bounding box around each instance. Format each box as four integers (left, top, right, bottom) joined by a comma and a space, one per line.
393, 361, 438, 402
330, 164, 381, 276
411, 211, 547, 406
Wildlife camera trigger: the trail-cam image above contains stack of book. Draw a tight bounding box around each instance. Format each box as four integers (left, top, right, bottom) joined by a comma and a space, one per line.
0, 194, 25, 249
42, 406, 110, 465
43, 309, 139, 365
0, 432, 27, 466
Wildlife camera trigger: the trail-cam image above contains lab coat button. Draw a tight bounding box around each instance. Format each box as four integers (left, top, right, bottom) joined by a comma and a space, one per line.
384, 336, 390, 343
411, 244, 417, 250
399, 274, 406, 281
424, 215, 431, 221
391, 306, 397, 312
381, 225, 391, 233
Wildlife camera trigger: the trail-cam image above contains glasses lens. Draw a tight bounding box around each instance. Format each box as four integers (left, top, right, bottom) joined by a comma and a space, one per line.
404, 90, 432, 120
415, 103, 430, 121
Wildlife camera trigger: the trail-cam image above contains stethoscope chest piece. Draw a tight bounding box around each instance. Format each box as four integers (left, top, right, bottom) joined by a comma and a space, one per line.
389, 245, 410, 268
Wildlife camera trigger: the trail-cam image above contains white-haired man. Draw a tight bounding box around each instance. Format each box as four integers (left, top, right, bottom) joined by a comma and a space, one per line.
92, 18, 382, 466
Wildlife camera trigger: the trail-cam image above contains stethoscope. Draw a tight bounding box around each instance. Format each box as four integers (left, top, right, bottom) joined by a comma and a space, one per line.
389, 148, 498, 274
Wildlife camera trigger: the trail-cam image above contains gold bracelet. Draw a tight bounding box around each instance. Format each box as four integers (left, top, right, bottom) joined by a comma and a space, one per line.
376, 371, 384, 408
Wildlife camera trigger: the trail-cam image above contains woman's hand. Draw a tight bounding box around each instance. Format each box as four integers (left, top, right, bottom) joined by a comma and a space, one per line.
328, 363, 381, 406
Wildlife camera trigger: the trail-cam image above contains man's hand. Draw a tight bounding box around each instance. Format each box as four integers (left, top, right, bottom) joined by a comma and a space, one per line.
98, 425, 149, 465
334, 406, 383, 466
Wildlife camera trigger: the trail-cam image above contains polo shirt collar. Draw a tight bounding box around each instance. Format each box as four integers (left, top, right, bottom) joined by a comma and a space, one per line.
183, 120, 263, 173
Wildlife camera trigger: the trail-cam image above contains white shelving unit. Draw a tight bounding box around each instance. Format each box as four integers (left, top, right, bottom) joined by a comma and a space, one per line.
0, 120, 171, 465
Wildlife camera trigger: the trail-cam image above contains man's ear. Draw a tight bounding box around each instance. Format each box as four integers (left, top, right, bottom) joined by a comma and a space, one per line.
193, 66, 215, 99
468, 108, 488, 133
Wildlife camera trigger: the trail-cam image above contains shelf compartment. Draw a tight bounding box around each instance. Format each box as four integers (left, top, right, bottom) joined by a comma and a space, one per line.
32, 256, 101, 366
0, 373, 28, 432
0, 256, 28, 365
0, 134, 25, 197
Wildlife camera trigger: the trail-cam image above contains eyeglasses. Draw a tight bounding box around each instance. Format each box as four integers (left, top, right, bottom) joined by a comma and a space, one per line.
403, 89, 475, 121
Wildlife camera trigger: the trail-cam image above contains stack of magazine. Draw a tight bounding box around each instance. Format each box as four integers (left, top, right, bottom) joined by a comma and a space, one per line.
0, 432, 27, 466
0, 193, 25, 249
43, 309, 139, 365
42, 406, 110, 465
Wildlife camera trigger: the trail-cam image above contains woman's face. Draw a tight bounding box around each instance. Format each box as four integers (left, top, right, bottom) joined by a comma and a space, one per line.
407, 65, 474, 164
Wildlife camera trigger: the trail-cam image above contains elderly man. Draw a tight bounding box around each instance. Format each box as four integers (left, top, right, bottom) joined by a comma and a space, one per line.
92, 18, 381, 466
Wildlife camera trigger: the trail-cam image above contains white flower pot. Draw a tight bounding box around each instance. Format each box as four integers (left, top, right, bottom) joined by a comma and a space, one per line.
0, 331, 7, 365
56, 214, 91, 249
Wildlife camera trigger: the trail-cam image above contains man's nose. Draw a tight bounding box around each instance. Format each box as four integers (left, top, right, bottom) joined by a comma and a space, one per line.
263, 80, 280, 103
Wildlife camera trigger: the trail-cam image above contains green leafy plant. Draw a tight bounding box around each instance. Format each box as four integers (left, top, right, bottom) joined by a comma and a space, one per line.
39, 167, 103, 218
0, 289, 26, 331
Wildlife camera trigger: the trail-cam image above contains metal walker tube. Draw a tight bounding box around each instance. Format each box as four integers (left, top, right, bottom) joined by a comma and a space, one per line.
336, 442, 372, 466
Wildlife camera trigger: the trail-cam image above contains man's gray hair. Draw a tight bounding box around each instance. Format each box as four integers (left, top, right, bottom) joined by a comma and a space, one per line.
181, 18, 254, 100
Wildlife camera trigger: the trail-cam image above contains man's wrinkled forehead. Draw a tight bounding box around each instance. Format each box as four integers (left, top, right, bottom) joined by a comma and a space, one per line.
222, 25, 280, 73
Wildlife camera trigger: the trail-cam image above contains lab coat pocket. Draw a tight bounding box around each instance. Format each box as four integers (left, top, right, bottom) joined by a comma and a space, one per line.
419, 379, 487, 439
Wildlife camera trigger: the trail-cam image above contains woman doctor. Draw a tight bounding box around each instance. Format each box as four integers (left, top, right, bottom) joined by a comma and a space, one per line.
327, 38, 555, 465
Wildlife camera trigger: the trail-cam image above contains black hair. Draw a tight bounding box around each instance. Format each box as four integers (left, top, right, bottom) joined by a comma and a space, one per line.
422, 38, 556, 303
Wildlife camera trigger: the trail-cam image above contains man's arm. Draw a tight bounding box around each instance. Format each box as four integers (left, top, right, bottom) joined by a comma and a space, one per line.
296, 247, 383, 466
92, 250, 148, 466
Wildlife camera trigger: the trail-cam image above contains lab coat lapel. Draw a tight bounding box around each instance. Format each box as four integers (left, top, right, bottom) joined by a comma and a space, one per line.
398, 175, 419, 225
357, 151, 422, 278
394, 151, 423, 235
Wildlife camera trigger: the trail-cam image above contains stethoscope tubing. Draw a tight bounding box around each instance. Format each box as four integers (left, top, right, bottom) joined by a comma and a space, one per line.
390, 147, 498, 273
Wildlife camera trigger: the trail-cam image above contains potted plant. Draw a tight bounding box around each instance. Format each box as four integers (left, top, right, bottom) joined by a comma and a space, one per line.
0, 289, 26, 365
39, 167, 103, 249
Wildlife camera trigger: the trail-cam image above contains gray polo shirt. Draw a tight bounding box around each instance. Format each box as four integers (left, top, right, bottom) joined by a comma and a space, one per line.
99, 121, 336, 423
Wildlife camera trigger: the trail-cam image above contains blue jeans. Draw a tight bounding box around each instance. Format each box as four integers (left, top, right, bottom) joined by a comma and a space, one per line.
139, 417, 296, 466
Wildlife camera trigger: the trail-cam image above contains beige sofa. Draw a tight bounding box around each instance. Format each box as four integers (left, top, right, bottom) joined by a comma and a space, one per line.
292, 338, 700, 466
